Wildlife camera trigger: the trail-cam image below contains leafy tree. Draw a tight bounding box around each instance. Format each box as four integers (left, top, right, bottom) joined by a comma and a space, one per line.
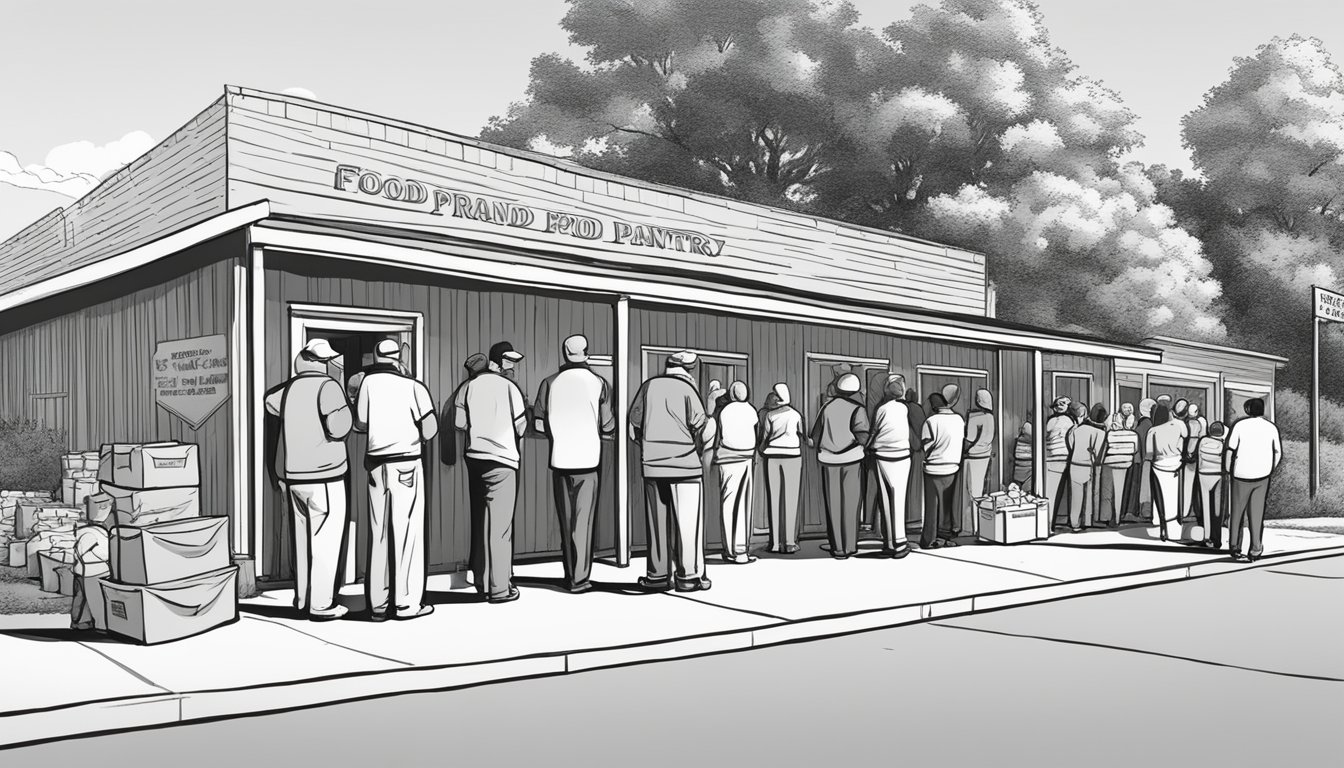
1173, 35, 1344, 398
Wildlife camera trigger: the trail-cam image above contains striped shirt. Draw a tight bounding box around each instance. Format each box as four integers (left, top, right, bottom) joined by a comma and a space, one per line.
1044, 414, 1074, 465
1102, 429, 1139, 468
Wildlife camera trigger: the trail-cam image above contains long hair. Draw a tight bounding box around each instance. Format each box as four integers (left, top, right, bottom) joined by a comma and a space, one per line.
1152, 404, 1171, 427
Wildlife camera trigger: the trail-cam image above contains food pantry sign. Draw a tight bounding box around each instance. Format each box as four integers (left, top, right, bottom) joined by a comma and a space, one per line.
153, 335, 230, 429
332, 164, 727, 258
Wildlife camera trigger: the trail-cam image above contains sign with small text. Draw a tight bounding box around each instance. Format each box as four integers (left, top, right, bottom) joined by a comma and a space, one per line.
153, 334, 230, 429
1314, 286, 1344, 322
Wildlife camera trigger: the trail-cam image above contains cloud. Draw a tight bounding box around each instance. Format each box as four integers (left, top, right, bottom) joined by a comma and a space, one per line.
282, 86, 318, 100
0, 131, 154, 200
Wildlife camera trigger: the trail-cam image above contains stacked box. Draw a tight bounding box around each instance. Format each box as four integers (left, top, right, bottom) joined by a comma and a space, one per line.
18, 505, 82, 574
60, 451, 101, 507
975, 491, 1054, 545
99, 442, 237, 644
0, 491, 55, 558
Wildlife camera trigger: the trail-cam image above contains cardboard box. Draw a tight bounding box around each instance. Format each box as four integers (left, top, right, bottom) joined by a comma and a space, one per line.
56, 565, 76, 597
104, 485, 200, 528
13, 501, 43, 539
81, 452, 101, 473
61, 479, 76, 506
100, 443, 200, 490
102, 566, 239, 645
38, 551, 68, 592
978, 503, 1040, 544
111, 516, 229, 586
6, 540, 25, 568
86, 493, 114, 526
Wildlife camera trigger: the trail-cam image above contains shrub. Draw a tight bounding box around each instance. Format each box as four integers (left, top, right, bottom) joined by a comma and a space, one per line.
0, 419, 66, 492
1274, 389, 1344, 444
1265, 438, 1344, 518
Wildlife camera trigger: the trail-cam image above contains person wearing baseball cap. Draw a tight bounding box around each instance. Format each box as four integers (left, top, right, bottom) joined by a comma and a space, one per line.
628, 350, 716, 592
759, 382, 805, 554
810, 372, 870, 559
920, 392, 967, 549
533, 334, 615, 593
455, 340, 529, 603
354, 338, 439, 621
263, 337, 354, 621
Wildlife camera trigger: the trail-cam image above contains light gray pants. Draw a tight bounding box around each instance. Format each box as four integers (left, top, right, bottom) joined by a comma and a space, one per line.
553, 470, 599, 588
288, 478, 348, 614
644, 477, 705, 584
1229, 477, 1270, 557
765, 456, 802, 550
963, 456, 992, 535
875, 457, 911, 549
468, 459, 518, 600
367, 459, 426, 615
717, 460, 754, 559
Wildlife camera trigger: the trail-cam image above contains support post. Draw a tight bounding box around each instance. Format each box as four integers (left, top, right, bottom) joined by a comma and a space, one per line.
1032, 350, 1045, 498
614, 296, 631, 566
1311, 316, 1320, 499
250, 246, 268, 573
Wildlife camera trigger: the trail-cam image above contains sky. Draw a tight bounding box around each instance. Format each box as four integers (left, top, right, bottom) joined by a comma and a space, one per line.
1, 0, 1341, 240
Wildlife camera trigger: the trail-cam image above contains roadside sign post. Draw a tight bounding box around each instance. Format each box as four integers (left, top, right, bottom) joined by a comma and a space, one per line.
1310, 286, 1344, 498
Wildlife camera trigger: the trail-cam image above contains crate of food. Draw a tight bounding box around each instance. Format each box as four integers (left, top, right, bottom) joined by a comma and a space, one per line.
102, 566, 239, 645
111, 516, 229, 586
978, 502, 1040, 545
100, 443, 200, 490
103, 485, 200, 528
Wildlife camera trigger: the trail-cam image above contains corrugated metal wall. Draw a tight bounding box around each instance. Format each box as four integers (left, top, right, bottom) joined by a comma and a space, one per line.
0, 236, 237, 523
263, 254, 616, 581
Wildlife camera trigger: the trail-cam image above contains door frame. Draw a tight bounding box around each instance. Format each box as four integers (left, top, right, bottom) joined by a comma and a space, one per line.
285, 302, 425, 585
1050, 372, 1094, 406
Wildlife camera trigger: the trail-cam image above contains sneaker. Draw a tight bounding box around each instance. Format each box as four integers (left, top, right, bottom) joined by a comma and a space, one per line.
394, 605, 435, 620
568, 581, 595, 594
638, 576, 671, 591
728, 555, 757, 565
675, 577, 713, 592
309, 605, 349, 622
783, 545, 800, 555
1231, 552, 1250, 563
487, 587, 521, 604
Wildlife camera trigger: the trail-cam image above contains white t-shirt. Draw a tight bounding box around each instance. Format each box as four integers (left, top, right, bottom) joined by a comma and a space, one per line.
1226, 417, 1282, 481
869, 400, 912, 460
922, 410, 966, 476
535, 365, 613, 471
356, 370, 436, 460
714, 401, 759, 464
759, 406, 804, 457
455, 372, 527, 469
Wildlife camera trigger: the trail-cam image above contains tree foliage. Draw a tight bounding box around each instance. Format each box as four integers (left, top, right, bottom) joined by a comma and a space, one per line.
484, 0, 1225, 341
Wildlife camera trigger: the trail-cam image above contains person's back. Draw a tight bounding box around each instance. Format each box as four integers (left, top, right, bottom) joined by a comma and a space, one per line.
965, 409, 995, 459
760, 404, 803, 456
1068, 422, 1107, 466
1103, 428, 1139, 468
870, 398, 911, 460
923, 410, 966, 475
1147, 419, 1187, 472
459, 371, 526, 468
537, 364, 610, 471
715, 400, 758, 463
360, 368, 436, 460
275, 372, 350, 481
1226, 416, 1281, 481
632, 373, 707, 476
815, 396, 866, 462
1198, 433, 1226, 475
1044, 413, 1073, 464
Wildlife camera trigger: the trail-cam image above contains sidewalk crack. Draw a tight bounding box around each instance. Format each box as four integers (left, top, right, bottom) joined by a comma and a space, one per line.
243, 616, 415, 667
76, 642, 172, 694
929, 623, 1344, 683
663, 592, 789, 622
913, 550, 1063, 582
1263, 569, 1344, 580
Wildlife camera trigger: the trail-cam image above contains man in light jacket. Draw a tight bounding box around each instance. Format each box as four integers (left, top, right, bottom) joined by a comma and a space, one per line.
629, 351, 716, 591
1101, 415, 1139, 527
1043, 396, 1074, 528
533, 335, 614, 593
759, 383, 805, 555
811, 373, 870, 560
714, 381, 758, 565
265, 338, 353, 621
963, 388, 995, 535
921, 392, 966, 549
1065, 404, 1108, 532
1197, 421, 1228, 550
355, 339, 438, 620
868, 374, 913, 558
455, 341, 528, 604
1225, 399, 1282, 562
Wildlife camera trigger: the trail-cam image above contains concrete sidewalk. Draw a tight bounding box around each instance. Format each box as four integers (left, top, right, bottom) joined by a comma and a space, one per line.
1, 523, 1342, 749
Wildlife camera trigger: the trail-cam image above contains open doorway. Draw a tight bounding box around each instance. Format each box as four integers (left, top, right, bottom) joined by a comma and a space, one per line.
284, 304, 422, 586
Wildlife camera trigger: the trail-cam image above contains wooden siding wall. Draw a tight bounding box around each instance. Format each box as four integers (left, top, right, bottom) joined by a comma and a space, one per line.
999, 350, 1035, 487
629, 306, 997, 545
0, 242, 236, 524
225, 89, 988, 317
1043, 352, 1114, 418
263, 255, 616, 580
0, 99, 228, 296
1154, 344, 1279, 386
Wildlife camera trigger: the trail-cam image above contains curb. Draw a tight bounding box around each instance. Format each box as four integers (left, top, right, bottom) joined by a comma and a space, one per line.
3, 544, 1342, 749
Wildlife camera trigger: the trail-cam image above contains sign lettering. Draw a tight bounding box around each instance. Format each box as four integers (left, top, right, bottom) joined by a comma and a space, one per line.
333, 164, 727, 258
1314, 286, 1344, 323
153, 334, 230, 429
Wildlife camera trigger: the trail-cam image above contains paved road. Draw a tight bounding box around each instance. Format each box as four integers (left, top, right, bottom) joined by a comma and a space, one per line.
8, 554, 1343, 767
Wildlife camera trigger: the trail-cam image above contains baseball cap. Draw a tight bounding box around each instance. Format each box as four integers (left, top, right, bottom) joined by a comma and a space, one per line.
836, 373, 861, 394
562, 334, 589, 363
463, 353, 489, 374
300, 338, 340, 362
668, 350, 698, 367
489, 341, 524, 364
375, 339, 401, 358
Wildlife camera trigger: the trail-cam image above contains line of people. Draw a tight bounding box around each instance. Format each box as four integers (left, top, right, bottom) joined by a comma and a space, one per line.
1032, 393, 1281, 561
